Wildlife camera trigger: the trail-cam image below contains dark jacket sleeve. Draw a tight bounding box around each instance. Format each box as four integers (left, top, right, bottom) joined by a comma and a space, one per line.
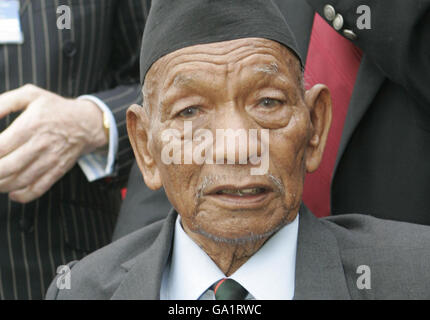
306, 0, 430, 108
91, 0, 151, 185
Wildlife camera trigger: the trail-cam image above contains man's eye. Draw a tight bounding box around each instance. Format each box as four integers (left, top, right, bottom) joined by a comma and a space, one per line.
177, 106, 200, 118
258, 98, 282, 108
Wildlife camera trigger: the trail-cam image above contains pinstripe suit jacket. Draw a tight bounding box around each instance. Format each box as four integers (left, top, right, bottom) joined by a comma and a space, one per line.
0, 0, 150, 300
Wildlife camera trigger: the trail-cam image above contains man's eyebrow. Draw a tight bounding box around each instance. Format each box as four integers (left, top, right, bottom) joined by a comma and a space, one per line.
159, 74, 203, 118
172, 74, 200, 88
253, 62, 279, 76
252, 62, 291, 85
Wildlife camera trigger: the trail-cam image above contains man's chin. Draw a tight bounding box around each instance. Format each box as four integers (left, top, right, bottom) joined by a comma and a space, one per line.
188, 208, 290, 245
192, 224, 285, 245
178, 195, 295, 245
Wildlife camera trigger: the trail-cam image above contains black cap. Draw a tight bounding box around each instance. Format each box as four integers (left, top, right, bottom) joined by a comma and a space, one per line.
140, 0, 303, 84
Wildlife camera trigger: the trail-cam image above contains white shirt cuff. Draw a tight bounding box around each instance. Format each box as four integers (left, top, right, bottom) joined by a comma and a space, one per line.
77, 95, 119, 182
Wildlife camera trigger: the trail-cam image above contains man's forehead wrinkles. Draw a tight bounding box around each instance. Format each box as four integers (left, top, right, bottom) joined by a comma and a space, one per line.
173, 74, 192, 87
151, 40, 301, 97
162, 60, 229, 91
159, 41, 283, 74
164, 51, 285, 79
166, 38, 276, 57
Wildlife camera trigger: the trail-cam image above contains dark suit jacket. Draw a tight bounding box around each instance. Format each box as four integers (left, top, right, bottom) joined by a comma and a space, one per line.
112, 0, 430, 241
46, 204, 430, 299
301, 0, 430, 224
0, 0, 150, 299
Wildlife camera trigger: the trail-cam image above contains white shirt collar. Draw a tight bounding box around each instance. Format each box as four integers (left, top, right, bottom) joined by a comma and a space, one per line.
161, 212, 299, 300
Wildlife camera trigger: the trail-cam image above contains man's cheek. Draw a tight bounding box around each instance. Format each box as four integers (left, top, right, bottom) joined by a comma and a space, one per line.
269, 137, 307, 207
162, 165, 197, 204
271, 122, 309, 163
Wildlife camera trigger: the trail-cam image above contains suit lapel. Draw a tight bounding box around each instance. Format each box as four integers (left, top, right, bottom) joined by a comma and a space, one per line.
293, 204, 351, 299
111, 210, 177, 300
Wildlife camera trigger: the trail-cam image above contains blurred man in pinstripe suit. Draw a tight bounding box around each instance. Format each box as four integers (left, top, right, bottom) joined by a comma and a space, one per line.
0, 0, 150, 299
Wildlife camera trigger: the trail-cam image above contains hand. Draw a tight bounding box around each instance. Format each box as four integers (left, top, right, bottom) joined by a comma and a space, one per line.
0, 84, 108, 203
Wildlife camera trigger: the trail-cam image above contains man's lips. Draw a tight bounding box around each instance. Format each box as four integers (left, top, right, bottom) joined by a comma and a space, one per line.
203, 184, 275, 209
204, 183, 273, 196
215, 187, 267, 196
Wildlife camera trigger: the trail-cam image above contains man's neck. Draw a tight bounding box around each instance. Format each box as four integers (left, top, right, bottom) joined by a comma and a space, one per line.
182, 224, 269, 276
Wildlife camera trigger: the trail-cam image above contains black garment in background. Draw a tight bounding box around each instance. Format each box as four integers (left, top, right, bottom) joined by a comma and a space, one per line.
112, 164, 171, 240
113, 0, 430, 241
0, 0, 150, 299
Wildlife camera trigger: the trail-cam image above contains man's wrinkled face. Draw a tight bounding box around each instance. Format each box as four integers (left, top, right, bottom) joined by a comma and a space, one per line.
128, 38, 331, 243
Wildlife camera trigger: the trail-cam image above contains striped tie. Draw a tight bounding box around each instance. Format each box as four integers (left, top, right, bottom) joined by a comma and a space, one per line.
213, 278, 249, 300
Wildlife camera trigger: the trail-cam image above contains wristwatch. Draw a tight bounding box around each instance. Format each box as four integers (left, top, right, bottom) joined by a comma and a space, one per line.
103, 111, 110, 139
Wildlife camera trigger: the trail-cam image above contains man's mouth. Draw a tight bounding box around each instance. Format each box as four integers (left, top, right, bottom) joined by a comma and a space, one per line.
215, 187, 267, 196
203, 184, 274, 209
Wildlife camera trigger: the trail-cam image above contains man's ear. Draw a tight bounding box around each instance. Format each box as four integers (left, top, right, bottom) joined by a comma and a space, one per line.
304, 84, 332, 173
127, 104, 163, 190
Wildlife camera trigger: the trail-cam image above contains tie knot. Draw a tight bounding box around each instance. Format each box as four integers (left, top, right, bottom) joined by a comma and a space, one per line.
213, 278, 248, 300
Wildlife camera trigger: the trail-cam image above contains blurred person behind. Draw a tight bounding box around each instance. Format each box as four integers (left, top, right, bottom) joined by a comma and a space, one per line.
0, 0, 150, 299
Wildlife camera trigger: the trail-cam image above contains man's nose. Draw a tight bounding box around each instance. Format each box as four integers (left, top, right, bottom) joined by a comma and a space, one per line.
211, 105, 262, 165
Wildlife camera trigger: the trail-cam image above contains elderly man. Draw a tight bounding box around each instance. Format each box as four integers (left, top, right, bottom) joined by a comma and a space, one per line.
114, 0, 430, 241
46, 0, 430, 300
